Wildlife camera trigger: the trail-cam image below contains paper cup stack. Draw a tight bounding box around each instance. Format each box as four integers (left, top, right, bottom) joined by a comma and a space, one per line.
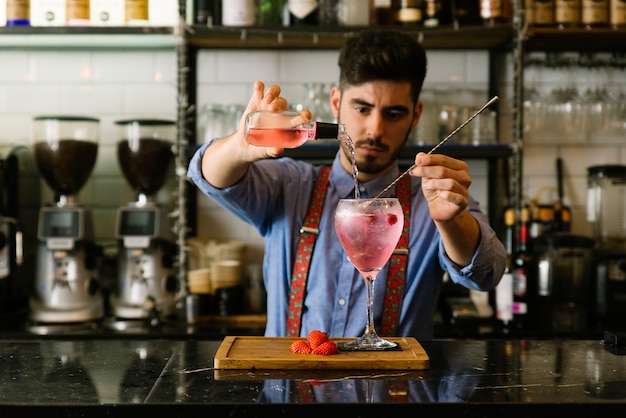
187, 268, 212, 294
211, 260, 242, 291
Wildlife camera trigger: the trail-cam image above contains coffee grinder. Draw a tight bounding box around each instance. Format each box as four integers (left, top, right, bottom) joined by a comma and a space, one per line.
587, 165, 626, 330
29, 116, 104, 324
111, 119, 178, 321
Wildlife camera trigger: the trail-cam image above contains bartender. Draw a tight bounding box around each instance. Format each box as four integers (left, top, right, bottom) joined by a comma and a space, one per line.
187, 29, 506, 341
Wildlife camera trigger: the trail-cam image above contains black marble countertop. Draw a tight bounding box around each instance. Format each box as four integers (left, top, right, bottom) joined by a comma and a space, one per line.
1, 337, 626, 417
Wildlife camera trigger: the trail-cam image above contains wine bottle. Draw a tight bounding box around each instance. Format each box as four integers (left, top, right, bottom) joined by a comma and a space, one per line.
495, 207, 515, 331
512, 206, 532, 330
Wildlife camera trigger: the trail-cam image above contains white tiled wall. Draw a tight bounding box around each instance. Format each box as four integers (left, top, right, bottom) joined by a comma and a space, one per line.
2, 46, 620, 266
0, 49, 177, 247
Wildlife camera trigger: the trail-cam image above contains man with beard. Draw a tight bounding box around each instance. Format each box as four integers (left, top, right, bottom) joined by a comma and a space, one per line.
187, 29, 506, 341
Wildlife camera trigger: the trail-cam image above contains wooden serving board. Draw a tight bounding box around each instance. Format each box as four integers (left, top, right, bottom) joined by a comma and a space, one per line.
214, 336, 429, 370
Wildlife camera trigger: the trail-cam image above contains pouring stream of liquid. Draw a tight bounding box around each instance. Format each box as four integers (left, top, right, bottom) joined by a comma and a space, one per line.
372, 96, 500, 199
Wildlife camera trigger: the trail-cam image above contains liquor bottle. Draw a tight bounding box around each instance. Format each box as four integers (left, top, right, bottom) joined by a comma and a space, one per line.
244, 110, 348, 148
287, 0, 320, 25
610, 0, 626, 27
527, 0, 555, 26
555, 0, 581, 27
495, 207, 515, 331
392, 0, 423, 25
512, 206, 532, 330
125, 0, 149, 25
66, 0, 90, 26
480, 0, 502, 25
451, 0, 481, 27
423, 0, 443, 26
370, 0, 394, 24
6, 0, 30, 25
581, 0, 609, 27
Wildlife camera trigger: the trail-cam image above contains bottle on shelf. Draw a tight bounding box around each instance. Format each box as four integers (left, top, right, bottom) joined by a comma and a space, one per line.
423, 0, 443, 26
370, 0, 394, 24
222, 0, 256, 26
66, 0, 90, 26
257, 0, 287, 26
450, 0, 481, 27
125, 0, 149, 25
581, 0, 609, 27
554, 0, 581, 28
6, 0, 30, 25
244, 110, 347, 148
480, 0, 504, 25
512, 206, 532, 330
337, 0, 370, 26
392, 0, 423, 26
495, 207, 515, 331
610, 0, 626, 27
286, 0, 320, 25
526, 0, 555, 26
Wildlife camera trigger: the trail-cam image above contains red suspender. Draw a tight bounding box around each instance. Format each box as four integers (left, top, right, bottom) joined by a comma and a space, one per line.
286, 166, 332, 336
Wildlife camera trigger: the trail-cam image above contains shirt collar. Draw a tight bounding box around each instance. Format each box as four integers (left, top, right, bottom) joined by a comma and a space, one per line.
330, 153, 401, 199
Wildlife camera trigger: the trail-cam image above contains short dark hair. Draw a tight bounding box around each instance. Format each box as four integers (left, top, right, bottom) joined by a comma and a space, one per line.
337, 30, 427, 103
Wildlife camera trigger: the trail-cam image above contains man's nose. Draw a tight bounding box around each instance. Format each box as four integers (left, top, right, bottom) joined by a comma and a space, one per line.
366, 113, 384, 138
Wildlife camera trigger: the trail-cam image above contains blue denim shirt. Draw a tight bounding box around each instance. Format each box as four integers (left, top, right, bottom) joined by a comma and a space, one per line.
187, 142, 505, 341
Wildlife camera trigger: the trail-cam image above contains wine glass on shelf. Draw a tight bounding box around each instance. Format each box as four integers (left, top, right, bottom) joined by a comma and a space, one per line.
334, 198, 404, 351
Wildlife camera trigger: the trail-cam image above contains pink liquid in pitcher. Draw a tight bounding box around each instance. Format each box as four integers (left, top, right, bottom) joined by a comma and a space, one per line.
246, 127, 313, 149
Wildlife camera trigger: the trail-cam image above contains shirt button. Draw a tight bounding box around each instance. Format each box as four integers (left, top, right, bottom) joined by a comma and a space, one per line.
359, 186, 366, 192
338, 299, 346, 306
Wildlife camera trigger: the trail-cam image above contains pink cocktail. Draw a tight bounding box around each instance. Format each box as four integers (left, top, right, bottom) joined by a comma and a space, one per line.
334, 198, 404, 350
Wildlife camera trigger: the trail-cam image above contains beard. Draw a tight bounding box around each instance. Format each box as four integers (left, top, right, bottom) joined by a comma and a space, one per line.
340, 132, 411, 176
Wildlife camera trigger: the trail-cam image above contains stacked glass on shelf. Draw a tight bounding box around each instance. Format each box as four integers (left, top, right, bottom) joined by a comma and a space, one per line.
523, 51, 626, 145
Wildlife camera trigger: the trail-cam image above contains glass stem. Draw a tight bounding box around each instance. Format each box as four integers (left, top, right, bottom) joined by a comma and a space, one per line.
363, 275, 378, 338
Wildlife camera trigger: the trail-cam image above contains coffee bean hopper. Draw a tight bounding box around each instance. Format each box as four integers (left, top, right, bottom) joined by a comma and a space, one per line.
110, 119, 178, 321
29, 116, 104, 324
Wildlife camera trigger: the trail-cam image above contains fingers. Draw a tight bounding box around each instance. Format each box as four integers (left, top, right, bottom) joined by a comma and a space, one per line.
410, 152, 471, 188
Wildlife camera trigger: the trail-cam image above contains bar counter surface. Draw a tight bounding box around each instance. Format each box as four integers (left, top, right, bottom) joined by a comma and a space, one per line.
1, 336, 625, 417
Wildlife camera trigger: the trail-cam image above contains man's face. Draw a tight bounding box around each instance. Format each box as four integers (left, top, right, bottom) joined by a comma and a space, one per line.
330, 80, 421, 182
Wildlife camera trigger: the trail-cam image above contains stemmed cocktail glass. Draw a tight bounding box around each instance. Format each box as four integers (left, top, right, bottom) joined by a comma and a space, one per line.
334, 198, 404, 350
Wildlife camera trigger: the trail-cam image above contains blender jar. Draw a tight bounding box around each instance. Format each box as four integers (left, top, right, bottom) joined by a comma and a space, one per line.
587, 165, 626, 253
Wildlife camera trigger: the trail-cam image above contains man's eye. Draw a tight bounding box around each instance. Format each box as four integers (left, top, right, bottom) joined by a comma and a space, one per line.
386, 112, 405, 120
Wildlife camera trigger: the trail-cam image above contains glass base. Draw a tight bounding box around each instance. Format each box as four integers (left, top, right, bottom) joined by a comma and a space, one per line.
337, 335, 398, 351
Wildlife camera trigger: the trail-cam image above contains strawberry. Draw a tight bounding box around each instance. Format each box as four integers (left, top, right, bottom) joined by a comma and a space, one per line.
307, 330, 329, 349
290, 340, 312, 354
311, 341, 338, 355
387, 213, 398, 225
